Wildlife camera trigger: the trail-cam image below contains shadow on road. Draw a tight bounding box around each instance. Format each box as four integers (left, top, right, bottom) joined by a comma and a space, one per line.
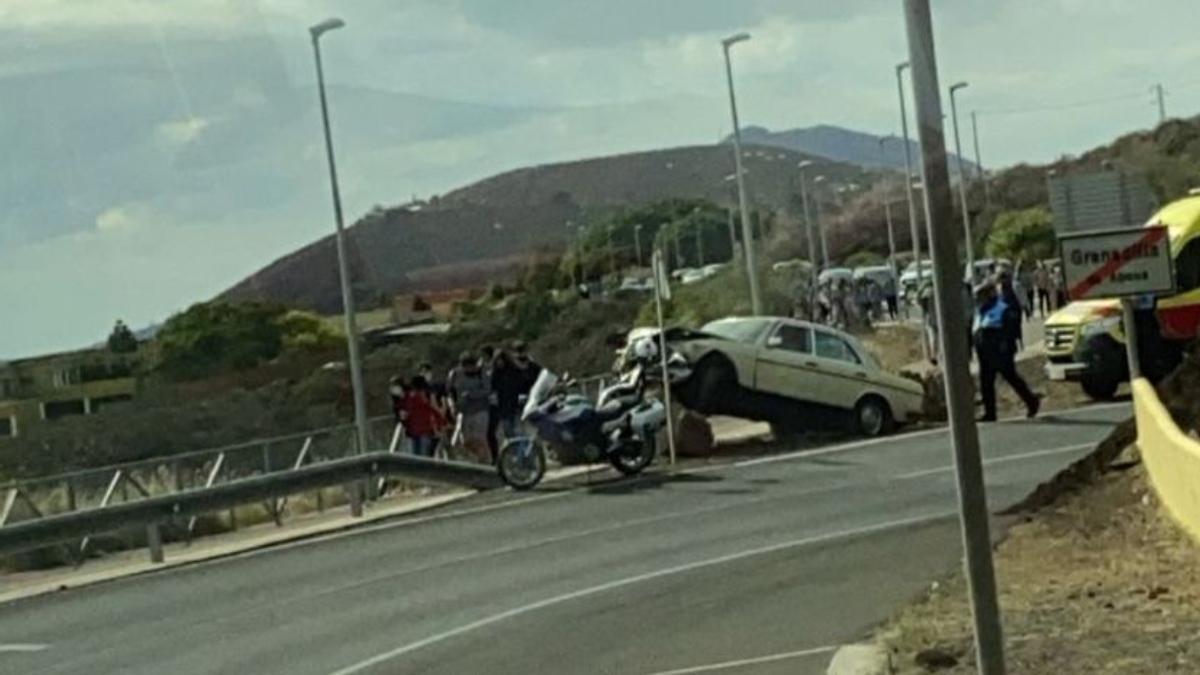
585, 471, 723, 496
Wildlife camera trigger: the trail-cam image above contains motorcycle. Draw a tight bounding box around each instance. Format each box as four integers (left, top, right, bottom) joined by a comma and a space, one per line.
497, 364, 667, 490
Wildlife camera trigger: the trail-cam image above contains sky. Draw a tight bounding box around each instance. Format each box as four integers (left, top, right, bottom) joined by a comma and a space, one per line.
3, 0, 1200, 359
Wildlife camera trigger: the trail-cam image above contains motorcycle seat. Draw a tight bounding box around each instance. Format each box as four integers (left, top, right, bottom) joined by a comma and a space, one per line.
593, 400, 628, 423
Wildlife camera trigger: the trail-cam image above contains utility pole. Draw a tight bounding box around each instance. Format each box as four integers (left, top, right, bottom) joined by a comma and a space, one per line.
722, 32, 763, 314
897, 60, 930, 362
1154, 83, 1167, 125
904, 2, 1006, 674
971, 111, 991, 208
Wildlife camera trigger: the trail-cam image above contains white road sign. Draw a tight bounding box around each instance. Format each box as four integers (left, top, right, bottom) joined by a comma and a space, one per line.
1059, 226, 1174, 301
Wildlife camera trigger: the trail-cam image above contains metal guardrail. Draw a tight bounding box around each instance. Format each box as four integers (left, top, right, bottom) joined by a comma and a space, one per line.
0, 452, 501, 563
0, 372, 617, 568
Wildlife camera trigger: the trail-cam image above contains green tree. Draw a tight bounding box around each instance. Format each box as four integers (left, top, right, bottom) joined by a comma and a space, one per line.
154, 302, 342, 380
106, 320, 138, 354
984, 207, 1057, 264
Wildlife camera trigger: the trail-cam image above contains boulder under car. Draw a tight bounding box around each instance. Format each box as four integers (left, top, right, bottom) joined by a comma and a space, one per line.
668, 316, 924, 436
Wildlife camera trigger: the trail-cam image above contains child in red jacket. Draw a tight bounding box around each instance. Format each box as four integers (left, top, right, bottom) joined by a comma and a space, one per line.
401, 376, 447, 457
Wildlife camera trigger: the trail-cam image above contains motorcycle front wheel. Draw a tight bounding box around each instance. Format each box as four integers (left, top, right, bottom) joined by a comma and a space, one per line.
498, 437, 547, 490
609, 434, 656, 476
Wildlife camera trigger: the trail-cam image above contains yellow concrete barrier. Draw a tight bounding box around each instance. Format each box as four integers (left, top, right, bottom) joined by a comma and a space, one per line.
1134, 377, 1200, 543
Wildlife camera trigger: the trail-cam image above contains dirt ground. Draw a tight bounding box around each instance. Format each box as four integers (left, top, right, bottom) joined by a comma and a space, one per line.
881, 454, 1200, 674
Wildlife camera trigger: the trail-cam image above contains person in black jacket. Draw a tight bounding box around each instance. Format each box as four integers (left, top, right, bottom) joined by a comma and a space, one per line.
491, 340, 542, 442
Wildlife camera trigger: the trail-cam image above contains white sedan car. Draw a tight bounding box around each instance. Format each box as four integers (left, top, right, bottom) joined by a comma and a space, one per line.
668, 316, 924, 436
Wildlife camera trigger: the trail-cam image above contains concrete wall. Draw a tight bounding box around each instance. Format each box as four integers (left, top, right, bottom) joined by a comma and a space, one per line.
1134, 377, 1200, 543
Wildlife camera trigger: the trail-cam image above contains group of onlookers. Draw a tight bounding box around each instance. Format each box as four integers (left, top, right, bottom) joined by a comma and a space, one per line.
805, 275, 900, 331
389, 341, 542, 464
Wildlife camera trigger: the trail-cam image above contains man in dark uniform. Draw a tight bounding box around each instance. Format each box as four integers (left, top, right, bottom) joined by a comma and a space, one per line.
974, 278, 1040, 422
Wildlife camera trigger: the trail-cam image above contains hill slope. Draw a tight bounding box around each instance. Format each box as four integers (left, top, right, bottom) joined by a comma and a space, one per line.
731, 124, 977, 173
221, 143, 872, 312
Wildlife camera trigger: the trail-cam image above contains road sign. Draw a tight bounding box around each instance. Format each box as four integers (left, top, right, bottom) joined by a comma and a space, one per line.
1059, 226, 1174, 301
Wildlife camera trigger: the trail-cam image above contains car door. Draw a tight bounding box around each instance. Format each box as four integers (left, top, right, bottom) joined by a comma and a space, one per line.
810, 329, 871, 409
753, 322, 819, 400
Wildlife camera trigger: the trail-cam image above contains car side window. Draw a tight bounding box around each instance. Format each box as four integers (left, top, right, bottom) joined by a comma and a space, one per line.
814, 331, 861, 364
769, 324, 812, 354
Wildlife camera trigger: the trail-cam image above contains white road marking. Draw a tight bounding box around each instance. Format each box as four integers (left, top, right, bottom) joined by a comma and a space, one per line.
325, 510, 956, 675
733, 400, 1129, 470
642, 645, 838, 675
895, 442, 1096, 480
0, 644, 48, 653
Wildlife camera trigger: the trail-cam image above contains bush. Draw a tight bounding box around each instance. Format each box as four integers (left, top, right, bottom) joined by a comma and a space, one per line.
985, 207, 1056, 264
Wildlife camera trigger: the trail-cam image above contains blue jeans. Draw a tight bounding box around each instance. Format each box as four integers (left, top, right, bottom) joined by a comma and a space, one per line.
410, 435, 437, 458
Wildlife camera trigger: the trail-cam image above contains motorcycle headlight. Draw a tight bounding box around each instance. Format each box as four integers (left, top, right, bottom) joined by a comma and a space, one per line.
1080, 316, 1120, 338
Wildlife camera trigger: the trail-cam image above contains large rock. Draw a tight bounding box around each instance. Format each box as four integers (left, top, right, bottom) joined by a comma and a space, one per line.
670, 407, 715, 458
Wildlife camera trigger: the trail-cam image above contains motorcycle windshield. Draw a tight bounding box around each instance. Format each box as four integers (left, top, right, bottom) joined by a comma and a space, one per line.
523, 370, 559, 420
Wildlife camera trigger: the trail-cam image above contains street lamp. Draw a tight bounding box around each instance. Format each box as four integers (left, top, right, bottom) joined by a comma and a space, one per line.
897, 60, 929, 360
949, 81, 974, 281
796, 160, 819, 283
309, 17, 369, 459
877, 138, 899, 278
812, 175, 831, 268
971, 111, 991, 208
721, 32, 762, 315
634, 223, 644, 268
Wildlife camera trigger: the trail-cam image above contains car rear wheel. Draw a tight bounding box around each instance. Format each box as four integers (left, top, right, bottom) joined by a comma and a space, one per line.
854, 396, 893, 437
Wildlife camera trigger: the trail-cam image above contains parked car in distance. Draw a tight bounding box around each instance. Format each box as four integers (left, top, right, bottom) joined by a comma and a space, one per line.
666, 316, 924, 436
700, 263, 729, 278
899, 260, 933, 295
818, 267, 854, 286
853, 265, 896, 289
680, 268, 707, 285
618, 276, 654, 293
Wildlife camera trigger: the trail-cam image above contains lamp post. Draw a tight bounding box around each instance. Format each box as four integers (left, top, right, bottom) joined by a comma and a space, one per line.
309, 17, 369, 462
721, 32, 762, 314
897, 61, 930, 361
971, 111, 991, 208
812, 175, 831, 268
878, 138, 899, 277
949, 81, 974, 281
634, 224, 644, 268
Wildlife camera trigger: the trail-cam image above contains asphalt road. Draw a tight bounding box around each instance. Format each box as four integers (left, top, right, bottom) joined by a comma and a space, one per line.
0, 403, 1129, 675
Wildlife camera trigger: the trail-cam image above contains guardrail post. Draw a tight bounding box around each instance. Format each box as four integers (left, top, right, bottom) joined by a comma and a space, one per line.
146, 523, 164, 564
347, 483, 363, 517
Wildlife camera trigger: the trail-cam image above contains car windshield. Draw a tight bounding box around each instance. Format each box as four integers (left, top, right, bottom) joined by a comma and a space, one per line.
700, 318, 772, 344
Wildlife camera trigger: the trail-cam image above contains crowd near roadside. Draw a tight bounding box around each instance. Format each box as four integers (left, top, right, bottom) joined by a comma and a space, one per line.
388, 341, 542, 464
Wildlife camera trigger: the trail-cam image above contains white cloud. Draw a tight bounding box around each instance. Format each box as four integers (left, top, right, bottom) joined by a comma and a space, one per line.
155, 117, 211, 147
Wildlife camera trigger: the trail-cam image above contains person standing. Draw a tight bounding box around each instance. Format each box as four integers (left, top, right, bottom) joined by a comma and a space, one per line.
882, 271, 899, 321
492, 340, 543, 443
1033, 262, 1050, 317
1016, 262, 1035, 320
401, 376, 447, 457
478, 345, 502, 463
447, 351, 493, 463
998, 270, 1025, 351
973, 280, 1039, 422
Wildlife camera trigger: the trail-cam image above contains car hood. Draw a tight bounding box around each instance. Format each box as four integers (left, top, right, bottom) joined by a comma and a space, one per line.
1044, 299, 1119, 327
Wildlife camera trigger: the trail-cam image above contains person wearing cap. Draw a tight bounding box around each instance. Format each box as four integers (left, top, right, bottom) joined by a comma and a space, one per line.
973, 278, 1039, 422
447, 350, 492, 463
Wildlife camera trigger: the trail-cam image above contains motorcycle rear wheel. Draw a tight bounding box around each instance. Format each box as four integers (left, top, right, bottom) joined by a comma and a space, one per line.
498, 437, 547, 490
